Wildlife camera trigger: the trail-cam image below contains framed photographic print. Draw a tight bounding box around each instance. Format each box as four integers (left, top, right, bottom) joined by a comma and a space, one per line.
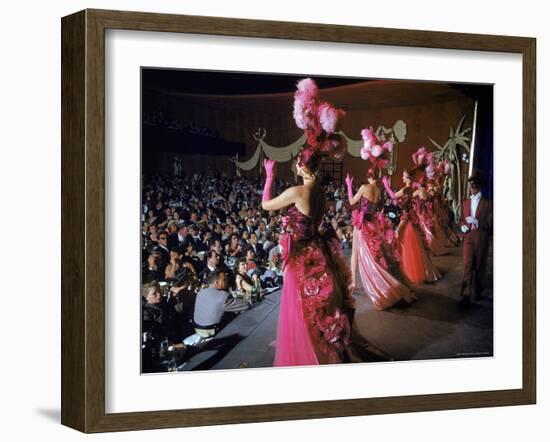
61, 9, 536, 433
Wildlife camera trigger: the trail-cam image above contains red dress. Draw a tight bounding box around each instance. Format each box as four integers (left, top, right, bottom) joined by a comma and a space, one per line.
397, 189, 441, 284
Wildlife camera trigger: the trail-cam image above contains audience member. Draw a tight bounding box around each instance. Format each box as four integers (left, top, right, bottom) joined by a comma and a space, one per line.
193, 270, 249, 338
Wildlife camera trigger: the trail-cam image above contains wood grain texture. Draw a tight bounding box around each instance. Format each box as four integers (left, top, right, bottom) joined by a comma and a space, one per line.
61, 10, 86, 432
522, 38, 536, 404
60, 8, 537, 433
85, 9, 108, 433
88, 8, 532, 53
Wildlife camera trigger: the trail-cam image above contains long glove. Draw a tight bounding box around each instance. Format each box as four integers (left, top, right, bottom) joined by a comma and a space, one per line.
262, 159, 276, 203
382, 175, 397, 200
345, 173, 354, 203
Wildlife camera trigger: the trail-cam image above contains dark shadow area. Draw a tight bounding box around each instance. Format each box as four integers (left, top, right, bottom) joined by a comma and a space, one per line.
186, 334, 245, 371
389, 290, 493, 330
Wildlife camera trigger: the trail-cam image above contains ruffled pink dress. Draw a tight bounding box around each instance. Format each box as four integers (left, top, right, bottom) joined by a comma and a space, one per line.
398, 191, 441, 284
274, 206, 386, 366
351, 198, 414, 311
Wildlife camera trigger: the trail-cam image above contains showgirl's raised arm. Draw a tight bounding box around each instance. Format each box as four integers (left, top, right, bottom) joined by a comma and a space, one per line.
345, 173, 364, 206
261, 159, 299, 211
382, 175, 398, 200
262, 187, 300, 212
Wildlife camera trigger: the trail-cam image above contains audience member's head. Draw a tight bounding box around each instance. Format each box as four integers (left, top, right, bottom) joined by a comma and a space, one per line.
229, 234, 239, 247
177, 225, 188, 238
205, 250, 220, 269
249, 232, 258, 245
142, 281, 161, 304
207, 269, 228, 291
210, 239, 223, 255
188, 225, 198, 238
245, 248, 255, 262
167, 221, 178, 235
157, 231, 169, 248
237, 259, 247, 275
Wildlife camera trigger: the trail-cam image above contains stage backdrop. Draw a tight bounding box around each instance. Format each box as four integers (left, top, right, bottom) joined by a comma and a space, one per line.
142, 80, 477, 187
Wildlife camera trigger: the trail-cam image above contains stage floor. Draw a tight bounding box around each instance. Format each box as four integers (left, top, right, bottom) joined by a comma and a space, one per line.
180, 244, 494, 371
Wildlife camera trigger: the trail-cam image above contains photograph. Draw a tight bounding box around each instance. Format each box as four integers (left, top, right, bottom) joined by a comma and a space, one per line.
139, 69, 494, 373
0, 0, 543, 438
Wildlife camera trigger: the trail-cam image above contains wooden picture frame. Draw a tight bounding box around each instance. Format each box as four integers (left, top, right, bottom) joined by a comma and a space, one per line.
61, 8, 536, 433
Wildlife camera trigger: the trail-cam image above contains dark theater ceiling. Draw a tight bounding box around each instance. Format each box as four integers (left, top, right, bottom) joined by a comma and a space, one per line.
142, 68, 490, 112
142, 68, 365, 96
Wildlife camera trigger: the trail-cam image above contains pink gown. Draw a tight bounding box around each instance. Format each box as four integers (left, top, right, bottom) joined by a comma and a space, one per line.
351, 198, 415, 311
274, 206, 386, 367
398, 190, 441, 284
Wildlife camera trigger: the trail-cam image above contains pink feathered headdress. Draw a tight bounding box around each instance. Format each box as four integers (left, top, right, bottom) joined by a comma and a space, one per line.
411, 146, 437, 184
359, 126, 393, 176
292, 78, 347, 170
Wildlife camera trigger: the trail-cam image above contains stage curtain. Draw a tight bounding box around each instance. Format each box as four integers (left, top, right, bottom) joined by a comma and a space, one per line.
235, 120, 408, 171
261, 134, 306, 162
234, 142, 262, 171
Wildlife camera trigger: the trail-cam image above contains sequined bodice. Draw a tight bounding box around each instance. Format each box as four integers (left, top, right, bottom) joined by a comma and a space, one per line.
284, 206, 319, 242
359, 197, 380, 214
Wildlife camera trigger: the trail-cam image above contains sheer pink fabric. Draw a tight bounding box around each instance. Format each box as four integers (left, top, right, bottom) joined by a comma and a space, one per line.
273, 206, 357, 366
274, 257, 319, 367
274, 207, 391, 366
400, 221, 441, 284
352, 228, 414, 310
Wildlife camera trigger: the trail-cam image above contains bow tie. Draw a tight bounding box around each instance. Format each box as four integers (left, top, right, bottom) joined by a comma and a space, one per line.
470, 193, 481, 200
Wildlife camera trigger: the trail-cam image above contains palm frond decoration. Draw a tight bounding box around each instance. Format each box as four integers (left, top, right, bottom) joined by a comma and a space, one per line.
430, 114, 472, 221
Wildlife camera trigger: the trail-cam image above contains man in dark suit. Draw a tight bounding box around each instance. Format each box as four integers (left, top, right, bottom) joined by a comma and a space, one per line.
188, 224, 204, 251
248, 232, 266, 262
198, 251, 221, 285
152, 231, 170, 275
245, 217, 257, 235
171, 224, 190, 248
459, 171, 493, 305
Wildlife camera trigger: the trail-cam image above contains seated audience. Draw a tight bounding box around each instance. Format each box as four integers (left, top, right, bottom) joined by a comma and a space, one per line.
141, 171, 356, 352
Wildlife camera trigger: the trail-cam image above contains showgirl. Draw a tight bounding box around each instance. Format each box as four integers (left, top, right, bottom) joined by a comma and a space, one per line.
382, 149, 441, 284
262, 78, 389, 366
345, 127, 415, 310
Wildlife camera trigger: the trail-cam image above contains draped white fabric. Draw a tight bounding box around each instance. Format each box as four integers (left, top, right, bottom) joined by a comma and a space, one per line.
341, 133, 365, 157
233, 141, 262, 171
234, 120, 407, 170
261, 134, 306, 162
